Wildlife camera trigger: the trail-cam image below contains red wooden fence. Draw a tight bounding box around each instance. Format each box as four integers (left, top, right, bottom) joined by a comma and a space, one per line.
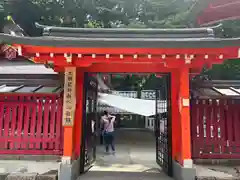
191, 99, 240, 159
0, 94, 63, 155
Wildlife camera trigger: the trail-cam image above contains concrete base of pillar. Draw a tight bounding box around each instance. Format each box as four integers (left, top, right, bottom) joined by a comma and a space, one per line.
58, 157, 80, 180
173, 160, 196, 180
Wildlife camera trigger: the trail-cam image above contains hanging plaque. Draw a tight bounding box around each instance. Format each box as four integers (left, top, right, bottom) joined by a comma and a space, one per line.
62, 67, 76, 126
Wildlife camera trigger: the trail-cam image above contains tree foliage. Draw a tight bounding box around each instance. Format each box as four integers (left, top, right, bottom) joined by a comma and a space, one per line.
1, 0, 194, 34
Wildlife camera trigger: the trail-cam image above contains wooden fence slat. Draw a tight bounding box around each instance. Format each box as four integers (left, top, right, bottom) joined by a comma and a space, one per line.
0, 104, 4, 138
36, 99, 43, 149
49, 100, 56, 149
16, 102, 24, 149
198, 100, 205, 140
9, 105, 17, 149
212, 100, 220, 153
43, 98, 51, 149
29, 103, 37, 149
22, 104, 31, 149
202, 100, 211, 154
4, 106, 11, 149
191, 100, 200, 158
226, 100, 234, 154
219, 100, 226, 154
55, 99, 63, 151
232, 101, 240, 154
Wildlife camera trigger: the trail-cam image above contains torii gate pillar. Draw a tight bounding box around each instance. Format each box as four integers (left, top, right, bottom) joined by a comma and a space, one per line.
172, 67, 196, 180
59, 68, 84, 180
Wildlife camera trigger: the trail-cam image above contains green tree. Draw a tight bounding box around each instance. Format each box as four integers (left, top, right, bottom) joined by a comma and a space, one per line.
2, 0, 194, 34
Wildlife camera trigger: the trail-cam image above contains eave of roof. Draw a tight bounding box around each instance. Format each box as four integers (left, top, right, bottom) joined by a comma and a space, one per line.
191, 80, 240, 98
0, 59, 56, 74
1, 33, 240, 48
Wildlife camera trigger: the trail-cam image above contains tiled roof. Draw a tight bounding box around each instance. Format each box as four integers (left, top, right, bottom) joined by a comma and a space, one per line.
191, 80, 240, 98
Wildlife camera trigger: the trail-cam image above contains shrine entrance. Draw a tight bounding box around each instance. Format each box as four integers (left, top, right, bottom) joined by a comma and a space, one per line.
3, 23, 235, 180
79, 72, 172, 177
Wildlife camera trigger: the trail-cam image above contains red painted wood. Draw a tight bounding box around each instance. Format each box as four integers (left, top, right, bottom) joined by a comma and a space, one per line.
16, 97, 24, 149
32, 54, 233, 69
29, 101, 37, 149
43, 98, 51, 149
49, 98, 56, 149
4, 106, 11, 149
232, 101, 239, 140
36, 99, 43, 149
226, 100, 234, 154
190, 100, 198, 158
0, 149, 62, 155
9, 104, 17, 149
20, 45, 238, 56
198, 100, 205, 156
0, 103, 4, 150
191, 99, 240, 159
22, 102, 31, 149
55, 98, 63, 150
219, 100, 226, 154
0, 94, 63, 155
212, 100, 220, 153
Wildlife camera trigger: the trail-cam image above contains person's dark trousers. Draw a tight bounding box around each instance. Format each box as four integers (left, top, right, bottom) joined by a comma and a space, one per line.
104, 132, 115, 153
100, 128, 104, 145
100, 134, 103, 145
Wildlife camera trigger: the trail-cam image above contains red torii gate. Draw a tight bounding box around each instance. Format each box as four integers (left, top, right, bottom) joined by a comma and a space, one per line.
0, 25, 240, 180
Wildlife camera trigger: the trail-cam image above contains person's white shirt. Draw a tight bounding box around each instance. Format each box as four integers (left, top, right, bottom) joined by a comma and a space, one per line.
101, 115, 116, 133
91, 120, 95, 133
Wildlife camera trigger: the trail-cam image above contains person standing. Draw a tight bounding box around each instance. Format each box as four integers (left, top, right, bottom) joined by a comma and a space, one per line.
101, 111, 116, 154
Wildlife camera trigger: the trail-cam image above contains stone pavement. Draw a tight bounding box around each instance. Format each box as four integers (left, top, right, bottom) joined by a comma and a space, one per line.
0, 129, 239, 180
0, 158, 59, 180
79, 144, 172, 180
195, 164, 240, 179
84, 129, 240, 180
79, 171, 171, 180
81, 130, 173, 180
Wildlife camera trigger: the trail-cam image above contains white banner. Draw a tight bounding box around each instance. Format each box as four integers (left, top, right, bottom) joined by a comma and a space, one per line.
98, 93, 167, 116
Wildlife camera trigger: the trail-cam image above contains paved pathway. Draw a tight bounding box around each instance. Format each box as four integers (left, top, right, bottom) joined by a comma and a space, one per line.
79, 171, 171, 180
81, 129, 240, 180
80, 129, 173, 180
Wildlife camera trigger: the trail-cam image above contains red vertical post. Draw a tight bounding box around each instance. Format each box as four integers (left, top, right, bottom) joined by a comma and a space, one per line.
56, 99, 63, 152
62, 67, 77, 160
178, 67, 192, 167
9, 104, 17, 149
190, 99, 197, 159
36, 98, 43, 149
4, 105, 11, 149
49, 97, 56, 150
16, 99, 24, 149
171, 70, 181, 161
23, 103, 31, 149
29, 101, 37, 149
73, 69, 84, 159
43, 97, 51, 149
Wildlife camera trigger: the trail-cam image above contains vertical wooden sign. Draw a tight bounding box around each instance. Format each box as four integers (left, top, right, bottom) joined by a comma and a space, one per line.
62, 67, 76, 127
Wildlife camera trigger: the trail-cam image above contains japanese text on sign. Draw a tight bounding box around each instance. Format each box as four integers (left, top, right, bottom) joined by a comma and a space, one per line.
62, 68, 76, 126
